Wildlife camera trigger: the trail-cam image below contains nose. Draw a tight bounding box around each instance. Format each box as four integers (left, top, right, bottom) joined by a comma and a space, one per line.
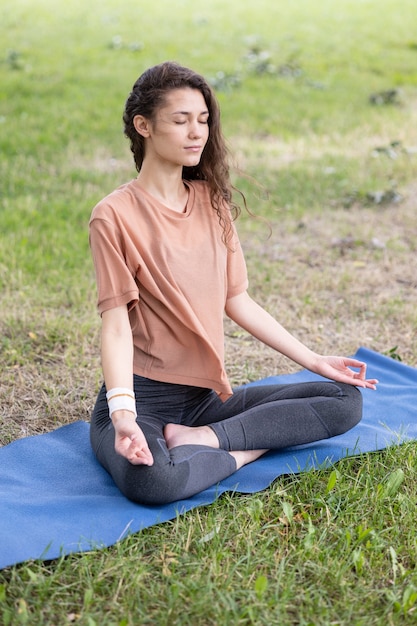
189, 120, 203, 138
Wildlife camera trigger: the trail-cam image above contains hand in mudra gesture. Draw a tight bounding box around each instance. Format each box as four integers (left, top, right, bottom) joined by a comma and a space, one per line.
112, 413, 154, 466
313, 355, 378, 390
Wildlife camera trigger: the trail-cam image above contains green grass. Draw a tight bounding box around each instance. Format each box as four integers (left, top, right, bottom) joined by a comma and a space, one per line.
1, 445, 417, 625
1, 0, 417, 623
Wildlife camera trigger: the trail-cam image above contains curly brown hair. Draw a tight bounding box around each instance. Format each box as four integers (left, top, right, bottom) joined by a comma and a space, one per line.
123, 61, 241, 242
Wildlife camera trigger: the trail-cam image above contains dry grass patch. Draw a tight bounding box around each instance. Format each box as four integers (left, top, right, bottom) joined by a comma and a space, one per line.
0, 306, 101, 445
225, 182, 417, 384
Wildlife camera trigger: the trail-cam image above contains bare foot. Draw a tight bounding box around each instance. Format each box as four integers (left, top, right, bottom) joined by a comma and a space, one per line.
164, 423, 219, 450
164, 424, 269, 470
230, 449, 269, 470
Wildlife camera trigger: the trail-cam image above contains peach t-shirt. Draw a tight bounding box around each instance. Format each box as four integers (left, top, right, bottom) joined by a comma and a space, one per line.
89, 179, 248, 399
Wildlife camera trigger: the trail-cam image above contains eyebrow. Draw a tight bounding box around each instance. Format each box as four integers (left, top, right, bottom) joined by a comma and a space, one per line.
171, 110, 209, 116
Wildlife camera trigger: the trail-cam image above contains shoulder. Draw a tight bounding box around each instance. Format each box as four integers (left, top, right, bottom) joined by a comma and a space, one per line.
89, 179, 138, 224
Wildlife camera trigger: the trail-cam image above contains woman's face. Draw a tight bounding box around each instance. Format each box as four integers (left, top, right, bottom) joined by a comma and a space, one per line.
136, 88, 210, 169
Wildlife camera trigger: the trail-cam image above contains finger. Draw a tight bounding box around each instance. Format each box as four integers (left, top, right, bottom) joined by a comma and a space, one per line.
360, 379, 378, 390
129, 439, 154, 465
346, 359, 366, 368
347, 360, 367, 378
116, 436, 152, 464
115, 437, 133, 456
356, 364, 367, 380
129, 450, 154, 466
349, 366, 367, 380
352, 376, 366, 385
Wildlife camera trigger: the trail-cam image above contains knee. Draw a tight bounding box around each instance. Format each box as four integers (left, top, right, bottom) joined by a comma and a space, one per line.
336, 383, 363, 434
114, 460, 191, 506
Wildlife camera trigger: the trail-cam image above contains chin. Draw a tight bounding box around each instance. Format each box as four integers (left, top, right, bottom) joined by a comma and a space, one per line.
185, 157, 202, 167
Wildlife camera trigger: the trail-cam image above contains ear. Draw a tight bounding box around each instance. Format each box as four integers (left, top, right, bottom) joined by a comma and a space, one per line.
133, 115, 151, 137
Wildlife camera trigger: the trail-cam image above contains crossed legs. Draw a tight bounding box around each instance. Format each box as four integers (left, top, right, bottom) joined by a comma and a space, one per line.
91, 379, 362, 504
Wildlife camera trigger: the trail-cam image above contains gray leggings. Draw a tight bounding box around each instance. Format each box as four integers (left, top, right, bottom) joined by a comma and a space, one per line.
90, 376, 362, 505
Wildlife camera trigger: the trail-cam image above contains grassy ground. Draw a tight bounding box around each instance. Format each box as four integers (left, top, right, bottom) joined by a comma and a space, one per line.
1, 0, 417, 623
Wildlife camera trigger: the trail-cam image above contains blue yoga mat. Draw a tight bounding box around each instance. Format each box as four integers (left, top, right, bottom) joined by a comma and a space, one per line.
1, 347, 416, 569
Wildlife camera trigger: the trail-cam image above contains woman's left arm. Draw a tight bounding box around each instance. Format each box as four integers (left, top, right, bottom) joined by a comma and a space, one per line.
225, 291, 378, 390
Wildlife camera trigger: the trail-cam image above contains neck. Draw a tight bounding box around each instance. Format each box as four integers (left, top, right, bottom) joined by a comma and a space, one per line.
137, 163, 188, 213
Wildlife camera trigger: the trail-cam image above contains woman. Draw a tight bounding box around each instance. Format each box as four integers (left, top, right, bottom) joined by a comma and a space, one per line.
89, 61, 377, 505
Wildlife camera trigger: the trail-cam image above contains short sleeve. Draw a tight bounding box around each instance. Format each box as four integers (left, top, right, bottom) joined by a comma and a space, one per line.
89, 217, 139, 315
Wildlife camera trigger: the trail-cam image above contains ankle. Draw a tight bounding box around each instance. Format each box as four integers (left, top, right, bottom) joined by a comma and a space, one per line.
230, 449, 268, 470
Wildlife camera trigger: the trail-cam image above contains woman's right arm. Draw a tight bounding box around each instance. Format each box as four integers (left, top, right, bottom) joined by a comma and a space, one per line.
101, 305, 154, 466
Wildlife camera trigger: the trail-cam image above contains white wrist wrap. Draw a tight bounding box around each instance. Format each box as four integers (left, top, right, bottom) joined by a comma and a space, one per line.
106, 387, 137, 418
